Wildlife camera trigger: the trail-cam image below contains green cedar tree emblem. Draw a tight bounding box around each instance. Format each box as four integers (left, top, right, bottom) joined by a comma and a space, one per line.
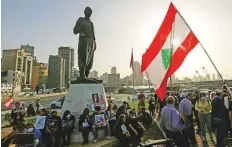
161, 48, 171, 70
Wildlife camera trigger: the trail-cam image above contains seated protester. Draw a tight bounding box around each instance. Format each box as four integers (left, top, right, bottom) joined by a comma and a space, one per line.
127, 111, 145, 146
114, 114, 131, 147
27, 103, 36, 117
105, 105, 117, 136
45, 111, 62, 147
62, 110, 75, 146
24, 123, 42, 147
138, 107, 153, 128
11, 102, 26, 131
132, 108, 137, 117
91, 106, 111, 143
2, 123, 27, 147
79, 108, 91, 145
116, 101, 128, 119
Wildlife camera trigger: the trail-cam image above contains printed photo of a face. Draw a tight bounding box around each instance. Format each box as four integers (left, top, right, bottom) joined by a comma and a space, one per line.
92, 93, 99, 103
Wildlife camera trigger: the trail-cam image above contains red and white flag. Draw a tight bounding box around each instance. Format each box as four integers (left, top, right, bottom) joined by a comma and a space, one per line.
130, 48, 134, 71
141, 2, 199, 101
4, 97, 13, 109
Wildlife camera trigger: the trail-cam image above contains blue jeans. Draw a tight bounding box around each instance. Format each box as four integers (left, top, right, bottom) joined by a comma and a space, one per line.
198, 113, 212, 138
92, 123, 111, 139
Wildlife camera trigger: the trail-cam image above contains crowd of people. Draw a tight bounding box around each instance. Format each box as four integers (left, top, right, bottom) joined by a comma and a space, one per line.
158, 85, 232, 147
3, 85, 232, 147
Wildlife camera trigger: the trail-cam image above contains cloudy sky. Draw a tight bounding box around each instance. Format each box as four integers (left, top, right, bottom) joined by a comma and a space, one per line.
2, 0, 232, 79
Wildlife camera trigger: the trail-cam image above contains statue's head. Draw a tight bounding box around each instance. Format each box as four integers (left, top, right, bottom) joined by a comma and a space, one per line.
84, 7, 92, 18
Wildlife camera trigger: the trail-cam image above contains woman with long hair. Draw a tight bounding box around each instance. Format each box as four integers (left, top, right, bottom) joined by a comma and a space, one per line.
114, 114, 131, 147
78, 108, 91, 145
62, 110, 75, 146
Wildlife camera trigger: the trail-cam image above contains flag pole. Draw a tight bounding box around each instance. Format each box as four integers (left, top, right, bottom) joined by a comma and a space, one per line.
172, 4, 224, 83
131, 48, 135, 96
169, 15, 176, 95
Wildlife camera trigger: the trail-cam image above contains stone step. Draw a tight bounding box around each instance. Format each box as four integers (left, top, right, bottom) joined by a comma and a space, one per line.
71, 129, 107, 143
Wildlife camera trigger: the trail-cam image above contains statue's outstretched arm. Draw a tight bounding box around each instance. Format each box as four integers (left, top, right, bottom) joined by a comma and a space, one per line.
73, 18, 82, 35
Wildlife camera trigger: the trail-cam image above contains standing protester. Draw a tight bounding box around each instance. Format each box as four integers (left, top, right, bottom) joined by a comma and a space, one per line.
211, 90, 228, 147
79, 108, 91, 145
39, 108, 49, 147
160, 96, 190, 147
62, 110, 75, 146
178, 93, 197, 145
11, 102, 26, 131
45, 111, 62, 147
148, 94, 156, 116
36, 98, 41, 112
138, 93, 146, 108
222, 89, 230, 138
192, 90, 201, 134
195, 93, 213, 142
91, 106, 111, 143
229, 97, 232, 139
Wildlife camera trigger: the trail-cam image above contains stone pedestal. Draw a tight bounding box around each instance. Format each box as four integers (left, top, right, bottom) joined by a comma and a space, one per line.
60, 81, 108, 143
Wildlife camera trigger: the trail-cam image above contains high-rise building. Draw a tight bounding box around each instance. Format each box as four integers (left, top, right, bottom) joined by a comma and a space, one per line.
31, 58, 39, 87
100, 73, 109, 84
71, 68, 79, 81
47, 55, 65, 88
133, 61, 143, 85
206, 74, 210, 81
58, 47, 74, 85
38, 62, 48, 84
2, 49, 33, 88
1, 70, 14, 85
107, 74, 120, 87
111, 67, 117, 74
212, 74, 216, 81
21, 44, 35, 56
89, 70, 98, 79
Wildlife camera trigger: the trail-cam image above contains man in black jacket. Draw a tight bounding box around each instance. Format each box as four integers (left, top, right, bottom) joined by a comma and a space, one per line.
115, 101, 128, 119
45, 111, 62, 147
211, 90, 227, 147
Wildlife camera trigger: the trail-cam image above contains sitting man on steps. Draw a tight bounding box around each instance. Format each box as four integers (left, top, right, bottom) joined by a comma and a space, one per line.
91, 106, 111, 143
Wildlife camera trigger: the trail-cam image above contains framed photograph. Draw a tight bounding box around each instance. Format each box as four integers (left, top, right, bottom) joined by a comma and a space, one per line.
92, 93, 99, 103
87, 103, 95, 112
95, 114, 105, 125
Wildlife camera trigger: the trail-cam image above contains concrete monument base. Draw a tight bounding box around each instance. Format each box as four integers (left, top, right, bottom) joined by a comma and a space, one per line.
60, 82, 108, 143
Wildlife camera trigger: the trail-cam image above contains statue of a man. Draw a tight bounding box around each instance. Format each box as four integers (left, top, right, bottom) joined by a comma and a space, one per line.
73, 7, 96, 78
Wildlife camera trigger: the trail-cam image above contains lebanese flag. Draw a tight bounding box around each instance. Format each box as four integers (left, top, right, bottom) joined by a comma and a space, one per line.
141, 2, 199, 101
4, 97, 13, 109
130, 48, 134, 71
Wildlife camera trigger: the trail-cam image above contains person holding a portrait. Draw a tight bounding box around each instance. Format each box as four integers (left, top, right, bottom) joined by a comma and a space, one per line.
91, 106, 111, 143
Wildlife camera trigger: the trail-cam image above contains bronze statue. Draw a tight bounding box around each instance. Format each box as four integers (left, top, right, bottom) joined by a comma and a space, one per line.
73, 7, 96, 78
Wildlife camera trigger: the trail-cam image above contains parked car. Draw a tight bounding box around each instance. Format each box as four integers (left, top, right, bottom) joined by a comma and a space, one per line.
50, 99, 62, 108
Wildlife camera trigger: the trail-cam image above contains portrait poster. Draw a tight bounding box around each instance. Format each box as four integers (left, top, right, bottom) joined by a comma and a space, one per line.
35, 116, 46, 129
92, 93, 99, 103
99, 94, 105, 103
87, 103, 95, 112
95, 114, 105, 125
